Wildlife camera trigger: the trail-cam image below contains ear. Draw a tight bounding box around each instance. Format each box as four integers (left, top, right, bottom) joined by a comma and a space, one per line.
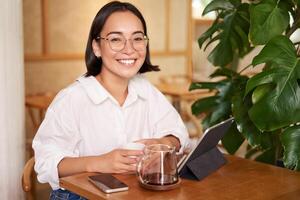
92, 39, 101, 58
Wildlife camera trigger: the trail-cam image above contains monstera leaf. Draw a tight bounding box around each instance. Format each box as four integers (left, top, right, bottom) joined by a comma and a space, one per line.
190, 68, 248, 130
281, 125, 300, 170
232, 87, 264, 148
198, 0, 251, 67
190, 80, 232, 129
194, 0, 300, 170
221, 122, 245, 154
249, 0, 290, 45
245, 36, 300, 131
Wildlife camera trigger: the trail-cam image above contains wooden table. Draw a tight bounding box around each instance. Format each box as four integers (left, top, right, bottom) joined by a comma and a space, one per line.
59, 155, 300, 200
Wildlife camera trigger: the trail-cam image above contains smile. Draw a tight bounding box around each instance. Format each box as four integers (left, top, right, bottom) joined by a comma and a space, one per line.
117, 59, 136, 65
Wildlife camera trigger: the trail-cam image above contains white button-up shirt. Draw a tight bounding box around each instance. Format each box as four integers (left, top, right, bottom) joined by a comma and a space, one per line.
32, 74, 189, 189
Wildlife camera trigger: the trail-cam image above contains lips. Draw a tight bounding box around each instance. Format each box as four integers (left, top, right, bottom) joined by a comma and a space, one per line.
117, 59, 136, 65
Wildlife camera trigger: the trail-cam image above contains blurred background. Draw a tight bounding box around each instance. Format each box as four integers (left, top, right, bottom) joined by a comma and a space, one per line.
24, 0, 212, 93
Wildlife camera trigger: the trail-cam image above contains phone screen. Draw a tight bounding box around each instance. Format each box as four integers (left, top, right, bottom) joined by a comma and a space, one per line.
89, 174, 128, 193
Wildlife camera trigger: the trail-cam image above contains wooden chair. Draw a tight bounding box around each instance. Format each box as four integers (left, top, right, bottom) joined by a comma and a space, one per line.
24, 93, 55, 199
25, 92, 55, 130
25, 92, 55, 158
22, 157, 35, 200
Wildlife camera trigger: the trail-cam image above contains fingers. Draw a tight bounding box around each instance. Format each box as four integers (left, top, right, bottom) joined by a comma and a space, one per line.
120, 149, 144, 157
117, 163, 137, 173
115, 157, 138, 173
118, 149, 143, 165
111, 149, 142, 173
120, 156, 138, 165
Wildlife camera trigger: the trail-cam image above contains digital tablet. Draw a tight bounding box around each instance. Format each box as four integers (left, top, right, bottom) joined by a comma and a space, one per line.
178, 117, 234, 173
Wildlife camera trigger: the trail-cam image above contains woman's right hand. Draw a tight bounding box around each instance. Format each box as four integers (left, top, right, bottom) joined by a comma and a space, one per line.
86, 149, 144, 173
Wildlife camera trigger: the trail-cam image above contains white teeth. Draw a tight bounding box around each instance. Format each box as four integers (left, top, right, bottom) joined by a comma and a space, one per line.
119, 59, 135, 65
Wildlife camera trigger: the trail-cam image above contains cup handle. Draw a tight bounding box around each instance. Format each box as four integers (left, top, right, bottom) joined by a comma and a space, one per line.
137, 155, 147, 184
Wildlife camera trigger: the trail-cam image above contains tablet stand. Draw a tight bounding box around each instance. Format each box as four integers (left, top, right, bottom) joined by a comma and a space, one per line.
179, 147, 226, 180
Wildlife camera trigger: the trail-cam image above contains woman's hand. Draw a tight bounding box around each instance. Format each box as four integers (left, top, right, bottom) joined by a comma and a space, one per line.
58, 136, 180, 178
86, 149, 143, 174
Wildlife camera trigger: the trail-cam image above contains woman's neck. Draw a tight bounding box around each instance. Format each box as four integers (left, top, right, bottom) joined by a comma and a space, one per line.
96, 73, 129, 106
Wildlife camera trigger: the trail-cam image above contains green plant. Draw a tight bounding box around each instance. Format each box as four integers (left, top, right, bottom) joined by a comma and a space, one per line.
190, 0, 300, 170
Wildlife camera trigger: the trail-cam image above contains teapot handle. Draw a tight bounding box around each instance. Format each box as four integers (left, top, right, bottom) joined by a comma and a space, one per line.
137, 155, 148, 184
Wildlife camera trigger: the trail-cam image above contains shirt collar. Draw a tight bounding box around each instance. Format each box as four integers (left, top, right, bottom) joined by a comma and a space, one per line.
77, 75, 109, 104
77, 75, 148, 105
128, 74, 148, 100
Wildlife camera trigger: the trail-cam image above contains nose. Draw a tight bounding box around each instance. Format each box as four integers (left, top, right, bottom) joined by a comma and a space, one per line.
122, 39, 135, 54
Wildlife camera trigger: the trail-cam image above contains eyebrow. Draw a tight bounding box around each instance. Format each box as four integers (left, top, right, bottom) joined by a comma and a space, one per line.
106, 31, 145, 36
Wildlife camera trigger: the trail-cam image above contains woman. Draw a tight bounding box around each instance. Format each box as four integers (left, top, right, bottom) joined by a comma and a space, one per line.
33, 1, 189, 199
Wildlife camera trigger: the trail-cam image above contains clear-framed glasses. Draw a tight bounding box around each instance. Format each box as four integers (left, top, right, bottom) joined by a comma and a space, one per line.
96, 33, 149, 52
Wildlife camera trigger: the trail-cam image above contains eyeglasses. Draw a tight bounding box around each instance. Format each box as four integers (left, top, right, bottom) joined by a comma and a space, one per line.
96, 33, 149, 52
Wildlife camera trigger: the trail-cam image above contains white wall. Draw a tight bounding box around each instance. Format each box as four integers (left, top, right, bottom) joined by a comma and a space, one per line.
0, 0, 25, 199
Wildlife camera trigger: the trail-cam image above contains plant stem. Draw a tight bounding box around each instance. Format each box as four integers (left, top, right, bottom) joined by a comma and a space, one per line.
297, 44, 300, 56
230, 52, 239, 72
238, 63, 252, 74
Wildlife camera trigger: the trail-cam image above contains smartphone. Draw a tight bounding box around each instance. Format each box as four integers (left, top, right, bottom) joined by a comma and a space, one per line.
88, 174, 129, 194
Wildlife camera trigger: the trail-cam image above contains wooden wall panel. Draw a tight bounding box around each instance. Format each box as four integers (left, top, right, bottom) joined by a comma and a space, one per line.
24, 0, 192, 94
128, 0, 166, 51
169, 0, 188, 51
23, 0, 42, 54
192, 41, 216, 81
145, 56, 186, 83
25, 60, 86, 94
192, 23, 215, 81
24, 0, 190, 59
48, 0, 107, 53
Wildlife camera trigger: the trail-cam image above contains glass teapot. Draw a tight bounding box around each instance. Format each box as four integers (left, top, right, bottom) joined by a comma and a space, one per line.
137, 144, 178, 185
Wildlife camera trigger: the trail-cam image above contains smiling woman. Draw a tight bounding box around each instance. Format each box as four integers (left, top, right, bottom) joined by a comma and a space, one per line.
32, 1, 189, 200
91, 11, 150, 105
90, 11, 153, 96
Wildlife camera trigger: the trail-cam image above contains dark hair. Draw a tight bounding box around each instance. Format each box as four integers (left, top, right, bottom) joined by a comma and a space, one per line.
85, 1, 160, 76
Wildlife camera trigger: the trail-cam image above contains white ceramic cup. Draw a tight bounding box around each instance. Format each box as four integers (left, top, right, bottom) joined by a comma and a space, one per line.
122, 142, 145, 171
122, 142, 145, 151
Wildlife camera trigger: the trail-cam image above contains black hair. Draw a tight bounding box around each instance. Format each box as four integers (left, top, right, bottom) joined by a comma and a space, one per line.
85, 1, 160, 76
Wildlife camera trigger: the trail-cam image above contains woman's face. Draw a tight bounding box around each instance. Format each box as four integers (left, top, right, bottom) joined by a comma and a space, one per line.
93, 11, 147, 81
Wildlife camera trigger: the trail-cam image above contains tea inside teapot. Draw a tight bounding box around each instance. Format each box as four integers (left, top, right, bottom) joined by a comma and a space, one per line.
137, 144, 178, 186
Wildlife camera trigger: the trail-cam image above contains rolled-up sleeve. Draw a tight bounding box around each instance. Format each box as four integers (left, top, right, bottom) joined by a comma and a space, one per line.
153, 108, 189, 152
32, 95, 80, 190
149, 87, 189, 152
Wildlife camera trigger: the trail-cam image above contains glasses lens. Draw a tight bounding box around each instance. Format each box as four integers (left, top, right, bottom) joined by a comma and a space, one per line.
132, 33, 148, 51
107, 34, 125, 51
105, 33, 148, 52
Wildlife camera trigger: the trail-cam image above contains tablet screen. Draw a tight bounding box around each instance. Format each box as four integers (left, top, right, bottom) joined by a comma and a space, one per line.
178, 117, 234, 173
